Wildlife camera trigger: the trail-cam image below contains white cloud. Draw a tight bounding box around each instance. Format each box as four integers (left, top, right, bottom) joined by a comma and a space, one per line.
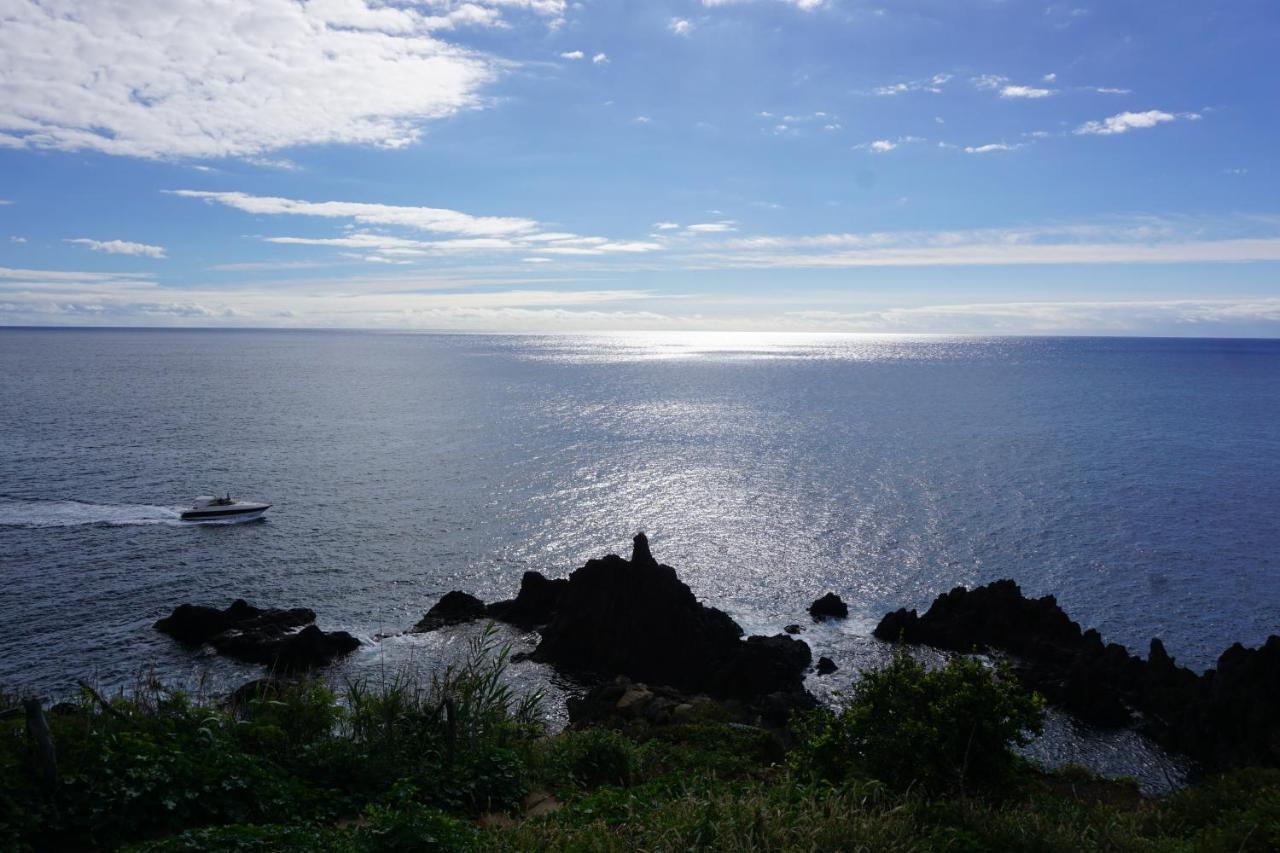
670, 18, 693, 36
1092, 87, 1132, 95
685, 221, 738, 233
632, 116, 652, 124
703, 0, 825, 8
264, 230, 662, 259
170, 190, 666, 262
0, 264, 665, 328
0, 266, 154, 285
560, 50, 585, 59
786, 298, 1280, 334
0, 199, 11, 205
1074, 110, 1187, 135
1043, 73, 1057, 83
592, 52, 609, 64
172, 190, 541, 237
873, 73, 951, 96
1001, 85, 1054, 99
700, 221, 1280, 269
66, 238, 167, 258
537, 241, 663, 255
964, 142, 1021, 153
9, 236, 26, 244
210, 260, 340, 272
855, 136, 924, 153
245, 157, 301, 171
653, 222, 681, 230
975, 75, 1054, 98
0, 0, 568, 159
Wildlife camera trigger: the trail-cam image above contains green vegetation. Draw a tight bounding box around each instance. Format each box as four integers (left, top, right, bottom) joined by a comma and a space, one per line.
3, 639, 1277, 851
791, 651, 1045, 793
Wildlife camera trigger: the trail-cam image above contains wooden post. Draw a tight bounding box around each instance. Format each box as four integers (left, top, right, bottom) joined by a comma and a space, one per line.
444, 696, 457, 769
23, 698, 57, 787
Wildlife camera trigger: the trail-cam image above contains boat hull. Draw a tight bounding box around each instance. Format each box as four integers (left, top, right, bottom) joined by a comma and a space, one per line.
179, 504, 270, 522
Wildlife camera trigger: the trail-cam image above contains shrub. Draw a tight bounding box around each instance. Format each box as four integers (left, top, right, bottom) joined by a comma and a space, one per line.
1154, 768, 1280, 852
235, 679, 339, 759
337, 625, 542, 814
791, 651, 1044, 793
539, 728, 638, 790
358, 786, 479, 852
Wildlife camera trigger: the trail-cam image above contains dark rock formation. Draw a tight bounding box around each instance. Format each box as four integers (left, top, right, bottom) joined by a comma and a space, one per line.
270, 625, 360, 673
532, 534, 812, 705
874, 579, 1280, 771
155, 599, 314, 645
816, 656, 838, 675
707, 634, 812, 699
486, 572, 569, 629
784, 624, 803, 635
154, 599, 359, 673
808, 593, 849, 621
412, 591, 487, 633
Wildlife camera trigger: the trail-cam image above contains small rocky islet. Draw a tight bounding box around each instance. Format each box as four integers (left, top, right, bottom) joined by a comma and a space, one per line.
155, 533, 1279, 774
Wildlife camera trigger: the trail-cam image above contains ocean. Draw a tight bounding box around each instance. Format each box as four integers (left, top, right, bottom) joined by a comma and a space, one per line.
3, 328, 1278, 786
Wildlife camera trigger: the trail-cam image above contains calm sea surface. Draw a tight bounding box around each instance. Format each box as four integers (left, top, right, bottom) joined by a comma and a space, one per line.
3, 329, 1278, 785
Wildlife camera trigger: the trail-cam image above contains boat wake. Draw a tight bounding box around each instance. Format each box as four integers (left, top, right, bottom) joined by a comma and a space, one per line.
0, 497, 182, 528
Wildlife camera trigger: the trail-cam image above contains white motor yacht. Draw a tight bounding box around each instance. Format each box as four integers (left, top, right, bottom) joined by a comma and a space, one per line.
179, 494, 270, 522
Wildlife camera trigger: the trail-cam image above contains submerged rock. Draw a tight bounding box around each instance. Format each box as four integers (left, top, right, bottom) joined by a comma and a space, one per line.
874, 579, 1280, 771
808, 593, 849, 621
154, 599, 359, 673
532, 533, 813, 705
412, 591, 487, 633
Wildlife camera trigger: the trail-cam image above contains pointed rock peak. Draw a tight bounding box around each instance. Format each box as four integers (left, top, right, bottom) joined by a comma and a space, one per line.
1149, 637, 1172, 666
631, 532, 656, 566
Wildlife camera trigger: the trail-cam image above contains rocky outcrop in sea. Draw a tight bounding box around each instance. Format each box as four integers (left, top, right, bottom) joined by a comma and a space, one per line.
874, 579, 1280, 771
154, 599, 360, 673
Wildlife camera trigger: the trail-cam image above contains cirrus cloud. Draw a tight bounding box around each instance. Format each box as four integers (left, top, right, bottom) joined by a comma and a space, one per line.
170, 189, 664, 262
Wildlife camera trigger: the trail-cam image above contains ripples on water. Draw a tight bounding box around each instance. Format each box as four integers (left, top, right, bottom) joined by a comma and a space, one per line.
3, 329, 1278, 791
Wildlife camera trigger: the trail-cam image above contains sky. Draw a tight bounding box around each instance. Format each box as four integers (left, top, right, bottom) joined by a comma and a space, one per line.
1, 0, 1278, 335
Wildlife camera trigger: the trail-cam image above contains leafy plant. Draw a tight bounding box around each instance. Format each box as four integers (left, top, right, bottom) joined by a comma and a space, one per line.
538, 728, 637, 790
791, 651, 1045, 793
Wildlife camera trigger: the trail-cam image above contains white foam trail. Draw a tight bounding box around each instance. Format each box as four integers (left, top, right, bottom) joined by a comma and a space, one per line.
0, 498, 182, 528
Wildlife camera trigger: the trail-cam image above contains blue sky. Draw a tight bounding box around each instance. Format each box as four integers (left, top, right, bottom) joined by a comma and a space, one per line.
1, 0, 1278, 334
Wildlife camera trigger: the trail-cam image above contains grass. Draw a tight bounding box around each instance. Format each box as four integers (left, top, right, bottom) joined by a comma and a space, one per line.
2, 638, 1276, 851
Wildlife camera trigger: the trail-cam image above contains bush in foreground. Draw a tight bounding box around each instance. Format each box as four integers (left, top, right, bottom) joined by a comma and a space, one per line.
8, 641, 1280, 852
791, 651, 1045, 793
0, 625, 541, 850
